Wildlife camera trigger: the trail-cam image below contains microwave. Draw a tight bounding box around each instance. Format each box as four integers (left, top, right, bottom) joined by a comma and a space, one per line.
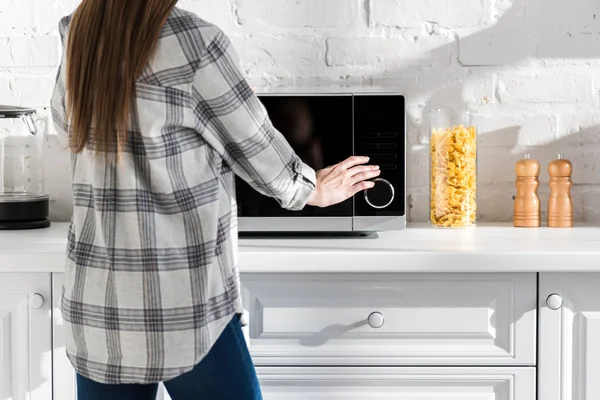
236, 93, 406, 232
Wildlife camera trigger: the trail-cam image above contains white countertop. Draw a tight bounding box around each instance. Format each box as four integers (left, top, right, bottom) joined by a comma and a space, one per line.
2, 222, 600, 273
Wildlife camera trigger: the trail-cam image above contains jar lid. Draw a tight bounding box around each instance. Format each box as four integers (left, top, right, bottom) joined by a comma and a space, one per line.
0, 106, 36, 119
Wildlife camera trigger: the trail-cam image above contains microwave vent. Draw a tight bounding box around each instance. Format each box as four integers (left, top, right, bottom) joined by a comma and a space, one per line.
362, 131, 399, 170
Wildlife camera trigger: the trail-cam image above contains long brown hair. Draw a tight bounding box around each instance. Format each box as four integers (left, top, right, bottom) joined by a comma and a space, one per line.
66, 0, 177, 153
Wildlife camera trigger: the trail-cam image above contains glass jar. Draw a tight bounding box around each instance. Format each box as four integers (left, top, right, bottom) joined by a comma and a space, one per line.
429, 109, 477, 228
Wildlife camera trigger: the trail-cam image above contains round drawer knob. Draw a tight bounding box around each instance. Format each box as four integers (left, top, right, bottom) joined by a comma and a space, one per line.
368, 312, 385, 329
29, 293, 45, 310
546, 293, 563, 310
364, 178, 395, 209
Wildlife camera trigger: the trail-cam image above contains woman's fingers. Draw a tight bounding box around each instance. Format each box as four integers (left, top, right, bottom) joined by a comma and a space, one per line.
346, 164, 379, 178
350, 180, 375, 196
311, 156, 380, 208
348, 168, 381, 186
339, 156, 370, 170
320, 157, 372, 179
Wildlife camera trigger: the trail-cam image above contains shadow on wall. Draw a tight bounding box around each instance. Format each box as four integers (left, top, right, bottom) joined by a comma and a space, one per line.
458, 0, 600, 63
367, 0, 600, 222
44, 0, 600, 223
400, 0, 600, 115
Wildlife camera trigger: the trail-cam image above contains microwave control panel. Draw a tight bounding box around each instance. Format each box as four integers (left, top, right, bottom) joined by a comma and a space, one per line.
353, 94, 406, 217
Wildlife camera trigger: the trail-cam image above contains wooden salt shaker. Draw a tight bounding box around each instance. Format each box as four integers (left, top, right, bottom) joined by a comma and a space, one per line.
548, 154, 574, 228
514, 154, 541, 227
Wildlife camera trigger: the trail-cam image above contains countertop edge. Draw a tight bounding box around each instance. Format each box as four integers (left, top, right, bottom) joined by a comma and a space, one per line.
2, 222, 600, 273
2, 251, 600, 274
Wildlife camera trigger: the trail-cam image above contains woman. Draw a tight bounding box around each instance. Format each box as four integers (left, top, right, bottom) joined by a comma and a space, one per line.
51, 1, 380, 399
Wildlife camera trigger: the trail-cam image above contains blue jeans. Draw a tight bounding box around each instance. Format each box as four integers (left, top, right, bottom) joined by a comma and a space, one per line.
77, 315, 262, 400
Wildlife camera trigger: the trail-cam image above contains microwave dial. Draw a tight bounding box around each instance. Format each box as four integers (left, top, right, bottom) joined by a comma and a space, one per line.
364, 178, 395, 209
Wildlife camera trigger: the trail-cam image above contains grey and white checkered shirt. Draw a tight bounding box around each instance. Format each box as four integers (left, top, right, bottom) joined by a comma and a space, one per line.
51, 7, 316, 384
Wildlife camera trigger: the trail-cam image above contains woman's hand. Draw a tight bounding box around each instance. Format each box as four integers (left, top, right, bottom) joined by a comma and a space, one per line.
307, 156, 380, 208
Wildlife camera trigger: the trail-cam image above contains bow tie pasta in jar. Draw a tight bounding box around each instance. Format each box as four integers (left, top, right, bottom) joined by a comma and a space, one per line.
429, 109, 477, 228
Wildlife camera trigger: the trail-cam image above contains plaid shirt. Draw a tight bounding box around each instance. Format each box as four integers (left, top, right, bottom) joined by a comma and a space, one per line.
51, 8, 316, 384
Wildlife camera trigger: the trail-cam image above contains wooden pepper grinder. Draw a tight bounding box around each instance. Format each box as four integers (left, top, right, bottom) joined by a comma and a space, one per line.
548, 153, 574, 228
514, 153, 541, 227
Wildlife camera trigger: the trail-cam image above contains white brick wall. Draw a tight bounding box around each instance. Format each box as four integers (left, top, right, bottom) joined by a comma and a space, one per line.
326, 36, 453, 67
4, 0, 600, 223
238, 0, 360, 29
371, 0, 492, 28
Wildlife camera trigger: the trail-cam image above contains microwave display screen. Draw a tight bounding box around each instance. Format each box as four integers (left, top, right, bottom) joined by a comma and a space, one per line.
236, 95, 353, 217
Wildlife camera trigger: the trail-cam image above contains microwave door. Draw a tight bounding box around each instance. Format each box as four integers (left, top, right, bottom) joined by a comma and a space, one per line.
236, 95, 354, 231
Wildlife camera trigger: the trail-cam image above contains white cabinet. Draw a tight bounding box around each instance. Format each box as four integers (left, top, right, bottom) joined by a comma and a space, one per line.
156, 384, 172, 400
258, 367, 536, 400
157, 367, 536, 400
51, 271, 539, 399
539, 273, 600, 400
242, 273, 537, 366
0, 273, 51, 400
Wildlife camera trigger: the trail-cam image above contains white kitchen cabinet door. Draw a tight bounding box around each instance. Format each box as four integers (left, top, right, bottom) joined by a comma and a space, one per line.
52, 273, 77, 400
242, 273, 537, 366
539, 273, 600, 400
258, 367, 535, 400
0, 273, 51, 400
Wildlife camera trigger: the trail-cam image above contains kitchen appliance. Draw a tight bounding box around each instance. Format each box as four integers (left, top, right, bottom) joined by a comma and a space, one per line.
0, 106, 50, 230
237, 93, 406, 233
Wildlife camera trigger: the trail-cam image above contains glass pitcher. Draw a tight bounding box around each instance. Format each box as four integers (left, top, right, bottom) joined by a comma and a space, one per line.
0, 106, 50, 229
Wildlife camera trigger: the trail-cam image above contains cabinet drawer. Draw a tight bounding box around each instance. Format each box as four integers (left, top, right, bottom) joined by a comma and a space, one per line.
258, 367, 536, 400
242, 273, 536, 365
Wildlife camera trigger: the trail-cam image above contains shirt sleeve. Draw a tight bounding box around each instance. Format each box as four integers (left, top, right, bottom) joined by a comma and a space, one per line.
190, 29, 316, 211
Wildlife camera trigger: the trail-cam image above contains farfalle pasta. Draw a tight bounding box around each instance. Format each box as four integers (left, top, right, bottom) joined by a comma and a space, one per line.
430, 124, 477, 228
